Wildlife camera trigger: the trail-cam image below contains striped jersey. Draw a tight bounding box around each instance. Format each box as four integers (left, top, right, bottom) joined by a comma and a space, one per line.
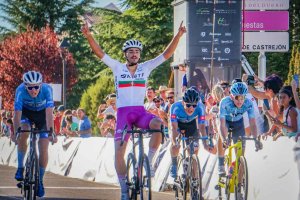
101, 54, 166, 108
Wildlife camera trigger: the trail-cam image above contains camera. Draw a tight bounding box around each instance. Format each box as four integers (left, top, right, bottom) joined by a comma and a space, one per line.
247, 75, 255, 86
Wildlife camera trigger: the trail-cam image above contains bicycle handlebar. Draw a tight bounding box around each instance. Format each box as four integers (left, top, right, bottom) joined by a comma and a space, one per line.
120, 125, 165, 146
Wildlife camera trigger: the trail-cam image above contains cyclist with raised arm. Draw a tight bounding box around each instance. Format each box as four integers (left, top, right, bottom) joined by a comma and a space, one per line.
12, 71, 56, 197
81, 21, 186, 200
169, 87, 214, 178
218, 82, 262, 175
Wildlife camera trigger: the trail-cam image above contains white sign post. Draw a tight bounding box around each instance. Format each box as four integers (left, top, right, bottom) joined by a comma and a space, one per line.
245, 0, 289, 10
242, 32, 289, 52
49, 84, 62, 102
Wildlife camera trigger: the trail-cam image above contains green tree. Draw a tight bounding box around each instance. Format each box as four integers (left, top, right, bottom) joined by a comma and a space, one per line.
79, 68, 115, 135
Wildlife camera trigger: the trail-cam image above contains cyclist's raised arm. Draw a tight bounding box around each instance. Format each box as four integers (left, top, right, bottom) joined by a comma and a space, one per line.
162, 21, 186, 60
248, 85, 268, 99
81, 21, 105, 59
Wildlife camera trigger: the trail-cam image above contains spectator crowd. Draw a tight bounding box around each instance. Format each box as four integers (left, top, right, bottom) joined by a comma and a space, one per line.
1, 73, 299, 142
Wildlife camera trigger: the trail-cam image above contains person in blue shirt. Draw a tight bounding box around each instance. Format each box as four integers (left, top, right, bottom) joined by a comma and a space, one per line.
12, 71, 56, 197
169, 87, 214, 178
76, 108, 92, 138
218, 82, 263, 175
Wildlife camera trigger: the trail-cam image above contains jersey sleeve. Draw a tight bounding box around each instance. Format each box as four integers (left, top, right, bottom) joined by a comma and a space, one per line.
246, 99, 255, 119
45, 85, 54, 108
101, 54, 122, 72
219, 98, 227, 119
140, 54, 166, 73
197, 103, 206, 124
14, 87, 23, 111
170, 103, 178, 123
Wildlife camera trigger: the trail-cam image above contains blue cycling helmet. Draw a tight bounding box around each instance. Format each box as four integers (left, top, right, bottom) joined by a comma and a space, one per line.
183, 87, 200, 104
230, 82, 248, 96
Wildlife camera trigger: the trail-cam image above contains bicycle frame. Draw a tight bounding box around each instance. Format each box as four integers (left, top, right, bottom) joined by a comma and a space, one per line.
17, 125, 53, 200
225, 138, 243, 193
121, 125, 164, 200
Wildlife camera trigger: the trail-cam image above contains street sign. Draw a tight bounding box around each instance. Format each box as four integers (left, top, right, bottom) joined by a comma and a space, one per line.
242, 32, 289, 52
245, 0, 289, 10
243, 11, 289, 31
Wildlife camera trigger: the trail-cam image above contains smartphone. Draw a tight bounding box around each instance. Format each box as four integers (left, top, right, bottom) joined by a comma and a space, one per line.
293, 74, 299, 87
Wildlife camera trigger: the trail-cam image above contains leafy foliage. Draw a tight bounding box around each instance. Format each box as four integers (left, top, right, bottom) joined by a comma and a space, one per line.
79, 68, 115, 135
0, 26, 77, 110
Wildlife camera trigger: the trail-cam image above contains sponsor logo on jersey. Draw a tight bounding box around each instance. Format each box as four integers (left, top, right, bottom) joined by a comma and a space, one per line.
200, 116, 205, 120
171, 114, 176, 119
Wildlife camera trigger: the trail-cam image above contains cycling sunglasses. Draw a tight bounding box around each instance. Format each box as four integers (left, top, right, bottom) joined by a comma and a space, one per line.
234, 95, 246, 101
26, 85, 40, 91
185, 103, 197, 108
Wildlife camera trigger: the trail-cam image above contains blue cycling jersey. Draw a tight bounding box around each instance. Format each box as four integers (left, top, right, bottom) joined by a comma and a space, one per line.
14, 83, 54, 111
170, 101, 206, 124
219, 96, 255, 122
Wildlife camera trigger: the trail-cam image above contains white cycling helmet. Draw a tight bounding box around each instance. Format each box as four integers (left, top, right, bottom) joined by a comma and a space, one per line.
23, 71, 42, 84
230, 82, 248, 96
122, 39, 143, 52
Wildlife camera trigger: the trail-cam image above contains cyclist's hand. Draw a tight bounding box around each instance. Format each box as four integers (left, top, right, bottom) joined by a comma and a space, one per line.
177, 21, 187, 37
254, 138, 263, 151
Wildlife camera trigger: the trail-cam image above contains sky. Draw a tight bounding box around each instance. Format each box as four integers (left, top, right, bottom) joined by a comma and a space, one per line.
94, 0, 121, 8
0, 0, 121, 29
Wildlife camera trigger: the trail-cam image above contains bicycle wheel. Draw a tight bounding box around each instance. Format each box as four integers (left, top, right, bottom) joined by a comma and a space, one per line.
189, 155, 203, 200
23, 155, 31, 200
126, 153, 137, 200
225, 176, 231, 200
139, 154, 151, 200
174, 154, 187, 200
33, 153, 39, 200
235, 156, 248, 200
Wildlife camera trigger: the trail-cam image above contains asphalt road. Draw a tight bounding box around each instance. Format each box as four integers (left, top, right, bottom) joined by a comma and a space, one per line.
0, 165, 174, 200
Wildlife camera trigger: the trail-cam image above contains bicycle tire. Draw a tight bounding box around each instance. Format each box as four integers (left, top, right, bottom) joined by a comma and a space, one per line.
126, 153, 137, 200
235, 156, 248, 200
139, 154, 151, 200
23, 155, 31, 200
189, 155, 203, 200
174, 154, 188, 200
33, 152, 39, 200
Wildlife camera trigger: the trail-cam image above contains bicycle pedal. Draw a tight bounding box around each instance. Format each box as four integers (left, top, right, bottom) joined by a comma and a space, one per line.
215, 185, 220, 190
